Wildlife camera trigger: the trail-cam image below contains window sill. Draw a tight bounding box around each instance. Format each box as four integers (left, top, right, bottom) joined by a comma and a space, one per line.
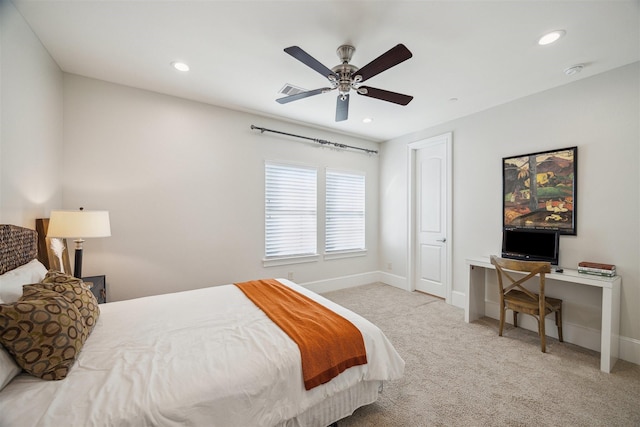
263, 254, 319, 267
324, 249, 367, 261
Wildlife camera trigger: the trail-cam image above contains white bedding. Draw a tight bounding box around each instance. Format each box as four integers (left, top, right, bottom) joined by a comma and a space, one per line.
0, 279, 404, 427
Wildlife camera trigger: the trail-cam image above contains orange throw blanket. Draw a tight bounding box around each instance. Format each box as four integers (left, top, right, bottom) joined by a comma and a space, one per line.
235, 279, 368, 390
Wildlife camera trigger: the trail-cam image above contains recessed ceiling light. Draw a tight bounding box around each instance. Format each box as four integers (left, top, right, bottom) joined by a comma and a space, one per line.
362, 118, 373, 124
171, 61, 190, 72
538, 30, 566, 46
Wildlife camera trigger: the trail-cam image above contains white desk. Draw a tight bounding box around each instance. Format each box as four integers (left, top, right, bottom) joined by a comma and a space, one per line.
465, 257, 621, 373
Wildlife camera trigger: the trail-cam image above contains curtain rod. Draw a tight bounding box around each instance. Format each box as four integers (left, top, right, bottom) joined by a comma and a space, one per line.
250, 125, 378, 155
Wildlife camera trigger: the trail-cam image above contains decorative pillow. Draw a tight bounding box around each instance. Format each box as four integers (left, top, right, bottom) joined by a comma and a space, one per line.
26, 270, 100, 333
0, 290, 88, 380
0, 259, 48, 304
0, 344, 21, 390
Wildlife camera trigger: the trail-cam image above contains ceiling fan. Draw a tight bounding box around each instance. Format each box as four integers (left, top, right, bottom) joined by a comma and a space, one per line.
277, 44, 414, 122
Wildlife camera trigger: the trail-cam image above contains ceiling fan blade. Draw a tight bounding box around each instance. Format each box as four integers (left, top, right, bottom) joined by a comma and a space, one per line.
284, 46, 338, 80
276, 87, 332, 104
335, 94, 349, 122
358, 86, 413, 105
354, 44, 412, 83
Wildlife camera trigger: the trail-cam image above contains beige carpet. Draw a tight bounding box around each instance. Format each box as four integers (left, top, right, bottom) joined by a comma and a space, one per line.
322, 283, 640, 427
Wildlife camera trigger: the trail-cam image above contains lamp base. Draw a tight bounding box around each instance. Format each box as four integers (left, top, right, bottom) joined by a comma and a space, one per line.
73, 244, 84, 278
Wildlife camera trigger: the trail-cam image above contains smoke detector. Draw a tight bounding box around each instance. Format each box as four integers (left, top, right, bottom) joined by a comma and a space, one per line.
564, 64, 584, 76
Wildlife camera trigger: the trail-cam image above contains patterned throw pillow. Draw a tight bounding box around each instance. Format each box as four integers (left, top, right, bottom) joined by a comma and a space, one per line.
26, 270, 100, 333
0, 289, 89, 380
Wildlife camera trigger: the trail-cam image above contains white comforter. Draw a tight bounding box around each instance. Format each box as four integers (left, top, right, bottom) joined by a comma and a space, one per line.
0, 279, 404, 427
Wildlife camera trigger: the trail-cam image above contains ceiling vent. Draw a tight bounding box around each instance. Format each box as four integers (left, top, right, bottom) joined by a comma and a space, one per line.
279, 84, 306, 96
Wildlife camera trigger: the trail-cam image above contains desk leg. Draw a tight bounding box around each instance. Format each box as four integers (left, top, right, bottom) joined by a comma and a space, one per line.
466, 265, 486, 323
600, 283, 621, 373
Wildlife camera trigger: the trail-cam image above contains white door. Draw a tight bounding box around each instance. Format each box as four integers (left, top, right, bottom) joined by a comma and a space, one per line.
415, 140, 448, 298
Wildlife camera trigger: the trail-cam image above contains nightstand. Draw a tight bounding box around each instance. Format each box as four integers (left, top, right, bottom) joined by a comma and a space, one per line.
83, 275, 107, 304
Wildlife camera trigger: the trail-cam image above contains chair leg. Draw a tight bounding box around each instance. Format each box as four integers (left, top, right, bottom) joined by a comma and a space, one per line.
499, 308, 505, 336
540, 315, 546, 353
513, 311, 518, 328
556, 309, 563, 342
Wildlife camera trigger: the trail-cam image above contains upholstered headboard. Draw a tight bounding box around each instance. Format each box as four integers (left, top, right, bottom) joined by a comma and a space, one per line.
0, 225, 38, 275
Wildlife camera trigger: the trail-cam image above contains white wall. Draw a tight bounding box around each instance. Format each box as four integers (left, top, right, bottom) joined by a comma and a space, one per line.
62, 75, 380, 301
0, 0, 63, 226
380, 63, 640, 352
3, 0, 638, 362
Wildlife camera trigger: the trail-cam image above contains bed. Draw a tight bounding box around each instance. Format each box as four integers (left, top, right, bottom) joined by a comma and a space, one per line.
0, 225, 404, 426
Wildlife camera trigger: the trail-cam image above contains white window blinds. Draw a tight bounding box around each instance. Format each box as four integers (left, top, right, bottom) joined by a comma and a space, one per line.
265, 162, 317, 258
325, 170, 365, 252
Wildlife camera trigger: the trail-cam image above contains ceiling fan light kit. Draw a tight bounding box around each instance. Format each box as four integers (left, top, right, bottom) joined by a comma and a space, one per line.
277, 43, 414, 122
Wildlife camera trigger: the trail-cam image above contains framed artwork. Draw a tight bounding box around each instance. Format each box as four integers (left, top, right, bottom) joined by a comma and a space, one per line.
502, 146, 577, 235
36, 218, 72, 274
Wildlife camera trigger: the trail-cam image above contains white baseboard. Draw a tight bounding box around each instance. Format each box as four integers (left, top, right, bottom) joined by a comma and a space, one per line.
482, 300, 639, 366
301, 270, 410, 293
451, 290, 466, 308
301, 272, 640, 367
378, 271, 410, 291
301, 271, 381, 294
484, 301, 600, 351
620, 336, 640, 366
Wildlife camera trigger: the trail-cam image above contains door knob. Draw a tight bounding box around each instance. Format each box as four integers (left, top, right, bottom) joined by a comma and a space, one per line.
437, 238, 447, 243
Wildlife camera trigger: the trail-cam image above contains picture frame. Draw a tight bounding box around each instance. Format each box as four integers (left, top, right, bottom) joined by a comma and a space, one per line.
502, 146, 577, 235
36, 218, 72, 274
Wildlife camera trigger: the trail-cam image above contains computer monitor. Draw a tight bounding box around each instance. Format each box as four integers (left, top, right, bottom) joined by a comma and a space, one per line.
501, 228, 559, 265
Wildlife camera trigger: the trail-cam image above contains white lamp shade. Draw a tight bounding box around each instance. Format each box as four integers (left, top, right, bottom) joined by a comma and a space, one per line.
47, 210, 111, 239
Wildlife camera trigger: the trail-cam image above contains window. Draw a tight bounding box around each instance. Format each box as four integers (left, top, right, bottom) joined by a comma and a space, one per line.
265, 162, 317, 260
325, 170, 365, 253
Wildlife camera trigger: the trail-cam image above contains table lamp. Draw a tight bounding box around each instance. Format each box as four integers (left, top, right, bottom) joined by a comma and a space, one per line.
47, 208, 111, 278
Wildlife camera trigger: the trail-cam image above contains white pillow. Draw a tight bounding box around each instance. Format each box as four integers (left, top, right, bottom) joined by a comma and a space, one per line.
0, 259, 48, 304
0, 344, 21, 391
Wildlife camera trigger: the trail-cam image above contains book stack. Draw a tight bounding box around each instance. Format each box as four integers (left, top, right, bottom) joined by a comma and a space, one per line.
578, 261, 616, 277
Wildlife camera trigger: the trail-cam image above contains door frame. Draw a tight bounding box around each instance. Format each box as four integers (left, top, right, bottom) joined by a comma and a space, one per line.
406, 132, 453, 302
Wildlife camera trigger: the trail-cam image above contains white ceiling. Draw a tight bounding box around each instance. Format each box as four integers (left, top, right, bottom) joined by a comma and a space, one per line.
12, 0, 640, 142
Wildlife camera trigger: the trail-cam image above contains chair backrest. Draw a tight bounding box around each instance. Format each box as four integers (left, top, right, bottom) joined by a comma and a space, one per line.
490, 255, 551, 302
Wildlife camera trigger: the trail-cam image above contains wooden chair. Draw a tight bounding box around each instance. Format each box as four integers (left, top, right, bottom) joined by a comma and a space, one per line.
490, 255, 563, 352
